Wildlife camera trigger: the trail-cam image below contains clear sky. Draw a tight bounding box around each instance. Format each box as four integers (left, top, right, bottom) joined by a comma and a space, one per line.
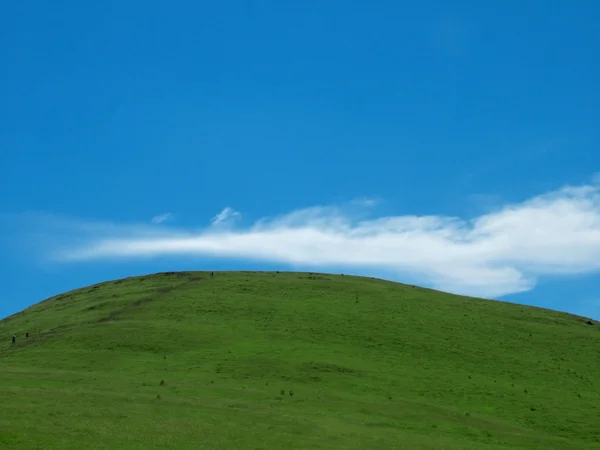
1, 1, 599, 320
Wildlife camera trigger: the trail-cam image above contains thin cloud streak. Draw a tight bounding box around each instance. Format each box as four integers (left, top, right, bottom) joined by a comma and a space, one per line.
151, 213, 173, 224
211, 207, 241, 226
40, 182, 600, 299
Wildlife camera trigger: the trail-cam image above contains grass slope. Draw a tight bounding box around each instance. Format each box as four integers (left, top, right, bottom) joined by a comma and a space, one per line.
1, 271, 599, 449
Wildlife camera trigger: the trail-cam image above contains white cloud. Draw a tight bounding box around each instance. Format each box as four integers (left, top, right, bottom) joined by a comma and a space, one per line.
30, 181, 600, 299
211, 207, 241, 226
151, 213, 173, 224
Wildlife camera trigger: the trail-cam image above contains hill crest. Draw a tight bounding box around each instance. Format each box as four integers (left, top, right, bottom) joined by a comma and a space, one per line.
1, 271, 599, 449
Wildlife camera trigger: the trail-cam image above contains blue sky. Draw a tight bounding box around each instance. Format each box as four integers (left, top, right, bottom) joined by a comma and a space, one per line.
1, 1, 599, 320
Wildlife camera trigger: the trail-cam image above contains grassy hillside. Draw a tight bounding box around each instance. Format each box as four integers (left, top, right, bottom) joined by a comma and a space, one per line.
1, 271, 599, 449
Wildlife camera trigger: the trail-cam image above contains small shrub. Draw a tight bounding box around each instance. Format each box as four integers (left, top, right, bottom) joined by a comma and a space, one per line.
159, 380, 165, 386
289, 391, 294, 397
280, 390, 285, 396
156, 394, 161, 400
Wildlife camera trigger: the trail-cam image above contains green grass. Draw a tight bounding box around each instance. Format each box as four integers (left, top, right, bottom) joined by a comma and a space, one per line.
1, 271, 599, 449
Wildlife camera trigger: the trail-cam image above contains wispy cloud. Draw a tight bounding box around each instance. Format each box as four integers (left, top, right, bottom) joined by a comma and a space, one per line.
211, 207, 241, 226
352, 197, 380, 208
151, 213, 173, 224
17, 181, 600, 299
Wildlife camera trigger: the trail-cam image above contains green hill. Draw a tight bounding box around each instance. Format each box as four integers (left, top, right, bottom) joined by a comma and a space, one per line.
1, 271, 599, 449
